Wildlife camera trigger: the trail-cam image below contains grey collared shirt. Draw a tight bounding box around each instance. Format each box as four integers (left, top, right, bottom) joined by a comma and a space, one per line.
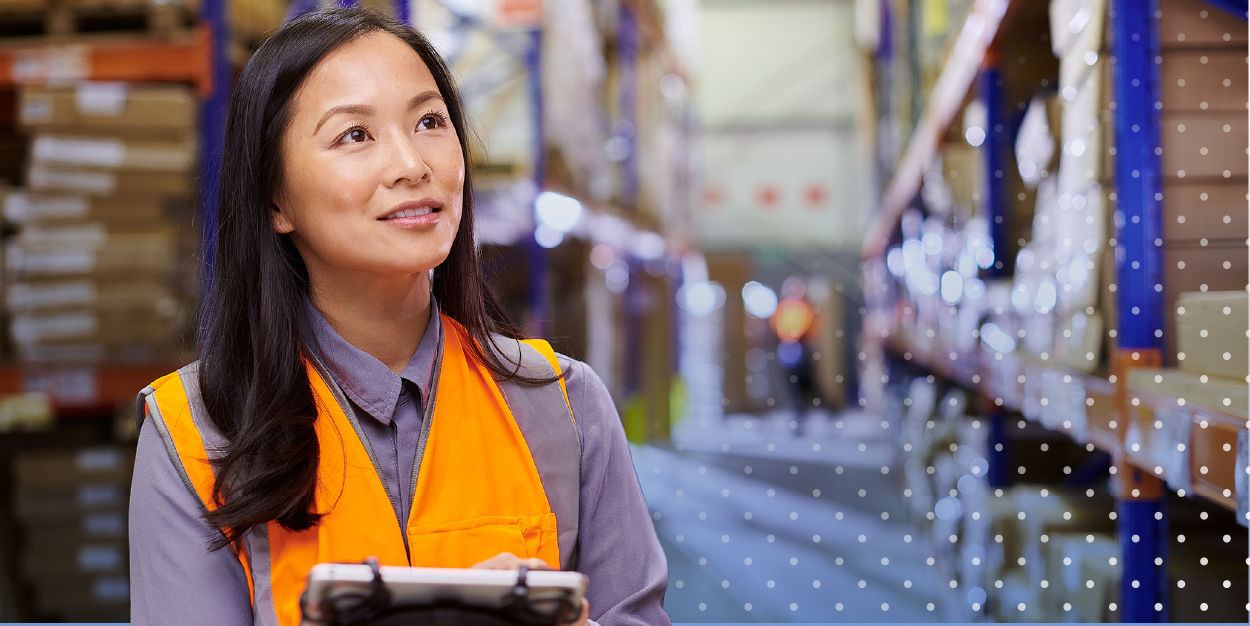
129, 300, 670, 625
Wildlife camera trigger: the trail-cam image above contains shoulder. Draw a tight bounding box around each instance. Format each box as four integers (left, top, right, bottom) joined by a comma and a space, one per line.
144, 361, 199, 393
143, 359, 201, 392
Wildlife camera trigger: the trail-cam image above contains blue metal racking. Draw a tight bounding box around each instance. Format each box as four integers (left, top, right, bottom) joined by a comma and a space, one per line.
1109, 0, 1169, 619
199, 0, 230, 286
979, 62, 1014, 490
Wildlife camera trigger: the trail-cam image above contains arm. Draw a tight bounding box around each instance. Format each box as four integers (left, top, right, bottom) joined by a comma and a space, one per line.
564, 359, 671, 626
129, 417, 254, 626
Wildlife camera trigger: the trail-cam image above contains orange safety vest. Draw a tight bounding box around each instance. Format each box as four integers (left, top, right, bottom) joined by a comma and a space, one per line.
137, 315, 580, 626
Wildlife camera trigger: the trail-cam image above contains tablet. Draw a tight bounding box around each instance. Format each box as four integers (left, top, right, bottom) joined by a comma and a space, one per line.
300, 561, 587, 625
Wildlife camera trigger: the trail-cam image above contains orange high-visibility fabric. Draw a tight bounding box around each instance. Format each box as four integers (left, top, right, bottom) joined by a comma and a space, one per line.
144, 370, 257, 604
150, 314, 561, 626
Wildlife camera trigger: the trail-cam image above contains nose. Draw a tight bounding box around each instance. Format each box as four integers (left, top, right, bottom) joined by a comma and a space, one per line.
385, 129, 432, 187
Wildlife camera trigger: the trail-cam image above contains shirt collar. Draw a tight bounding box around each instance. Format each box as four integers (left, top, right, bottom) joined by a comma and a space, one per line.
305, 296, 441, 426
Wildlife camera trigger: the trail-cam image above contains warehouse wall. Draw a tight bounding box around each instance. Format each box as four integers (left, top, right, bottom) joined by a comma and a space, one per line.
694, 0, 868, 250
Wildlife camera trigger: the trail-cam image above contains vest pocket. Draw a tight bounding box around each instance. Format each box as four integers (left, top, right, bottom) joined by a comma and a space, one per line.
406, 513, 559, 569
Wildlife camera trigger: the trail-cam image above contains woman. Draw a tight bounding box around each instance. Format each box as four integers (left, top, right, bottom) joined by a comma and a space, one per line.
129, 8, 670, 625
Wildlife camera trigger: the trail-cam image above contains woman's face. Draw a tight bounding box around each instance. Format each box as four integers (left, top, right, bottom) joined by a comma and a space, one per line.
272, 31, 464, 284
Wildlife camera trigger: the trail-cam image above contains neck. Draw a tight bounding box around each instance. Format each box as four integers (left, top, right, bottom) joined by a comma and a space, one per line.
308, 271, 432, 374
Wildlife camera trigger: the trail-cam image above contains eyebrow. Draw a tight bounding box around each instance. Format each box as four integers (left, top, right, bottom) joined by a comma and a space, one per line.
312, 91, 446, 135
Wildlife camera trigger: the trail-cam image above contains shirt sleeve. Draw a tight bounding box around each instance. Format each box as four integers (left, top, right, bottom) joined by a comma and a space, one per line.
563, 358, 672, 626
129, 416, 253, 626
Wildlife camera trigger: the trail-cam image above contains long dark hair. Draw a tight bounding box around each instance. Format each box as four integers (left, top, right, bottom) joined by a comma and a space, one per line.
198, 7, 537, 550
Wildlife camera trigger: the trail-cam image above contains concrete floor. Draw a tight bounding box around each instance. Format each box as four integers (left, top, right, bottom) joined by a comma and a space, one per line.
633, 410, 951, 623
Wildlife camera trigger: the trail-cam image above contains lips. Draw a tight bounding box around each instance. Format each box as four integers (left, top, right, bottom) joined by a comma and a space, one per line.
380, 201, 441, 220
383, 206, 434, 219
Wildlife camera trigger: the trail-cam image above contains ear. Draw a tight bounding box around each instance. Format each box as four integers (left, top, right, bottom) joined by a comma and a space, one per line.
271, 198, 295, 235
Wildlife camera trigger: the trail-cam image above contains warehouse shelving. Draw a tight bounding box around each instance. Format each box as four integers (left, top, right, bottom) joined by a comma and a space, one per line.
864, 0, 1248, 621
0, 9, 223, 418
0, 26, 213, 96
861, 0, 1013, 259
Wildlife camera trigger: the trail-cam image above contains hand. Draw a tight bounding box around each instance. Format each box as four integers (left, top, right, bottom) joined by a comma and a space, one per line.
471, 552, 591, 625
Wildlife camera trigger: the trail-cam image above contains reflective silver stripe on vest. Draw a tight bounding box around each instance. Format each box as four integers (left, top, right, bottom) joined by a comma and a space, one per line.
135, 384, 201, 519
135, 362, 279, 626
242, 523, 277, 626
492, 336, 582, 571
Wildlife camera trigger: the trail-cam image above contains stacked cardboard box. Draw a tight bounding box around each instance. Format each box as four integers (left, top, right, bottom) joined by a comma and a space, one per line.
979, 485, 1118, 621
1155, 0, 1249, 362
6, 82, 196, 364
1174, 290, 1248, 383
12, 445, 131, 621
1033, 0, 1113, 374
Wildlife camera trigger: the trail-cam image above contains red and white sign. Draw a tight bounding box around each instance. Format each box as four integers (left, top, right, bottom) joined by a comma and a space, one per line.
495, 0, 543, 27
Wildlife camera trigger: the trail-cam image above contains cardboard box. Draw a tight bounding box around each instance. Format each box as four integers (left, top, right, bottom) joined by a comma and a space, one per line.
1058, 61, 1109, 195
1015, 95, 1062, 188
1160, 112, 1249, 180
1050, 0, 1105, 58
1041, 532, 1120, 622
943, 143, 986, 213
1057, 2, 1107, 97
1162, 182, 1249, 243
20, 540, 126, 581
14, 446, 132, 489
1157, 0, 1249, 49
6, 278, 177, 314
1159, 49, 1249, 113
2, 191, 171, 224
1175, 290, 1248, 381
18, 83, 195, 135
1127, 366, 1247, 417
1164, 243, 1249, 361
33, 575, 129, 622
16, 339, 188, 365
27, 163, 192, 198
5, 233, 177, 280
30, 133, 197, 173
14, 482, 127, 522
1053, 310, 1103, 373
10, 309, 179, 346
24, 509, 127, 542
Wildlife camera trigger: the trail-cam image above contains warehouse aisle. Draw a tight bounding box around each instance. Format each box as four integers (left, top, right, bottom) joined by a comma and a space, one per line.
635, 410, 945, 622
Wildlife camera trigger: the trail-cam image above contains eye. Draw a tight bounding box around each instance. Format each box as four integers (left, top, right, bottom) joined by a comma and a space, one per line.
417, 111, 448, 131
336, 126, 372, 145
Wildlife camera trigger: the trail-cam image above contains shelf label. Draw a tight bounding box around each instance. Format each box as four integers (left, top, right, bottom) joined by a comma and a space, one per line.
76, 82, 129, 116
32, 136, 126, 169
28, 164, 117, 196
1067, 377, 1088, 442
1162, 406, 1191, 493
12, 46, 88, 86
83, 511, 125, 537
77, 543, 123, 572
22, 366, 99, 405
76, 447, 122, 472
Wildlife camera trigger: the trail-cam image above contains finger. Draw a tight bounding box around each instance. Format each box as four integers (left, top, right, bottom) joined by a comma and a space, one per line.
520, 557, 552, 571
471, 552, 521, 569
573, 598, 590, 625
